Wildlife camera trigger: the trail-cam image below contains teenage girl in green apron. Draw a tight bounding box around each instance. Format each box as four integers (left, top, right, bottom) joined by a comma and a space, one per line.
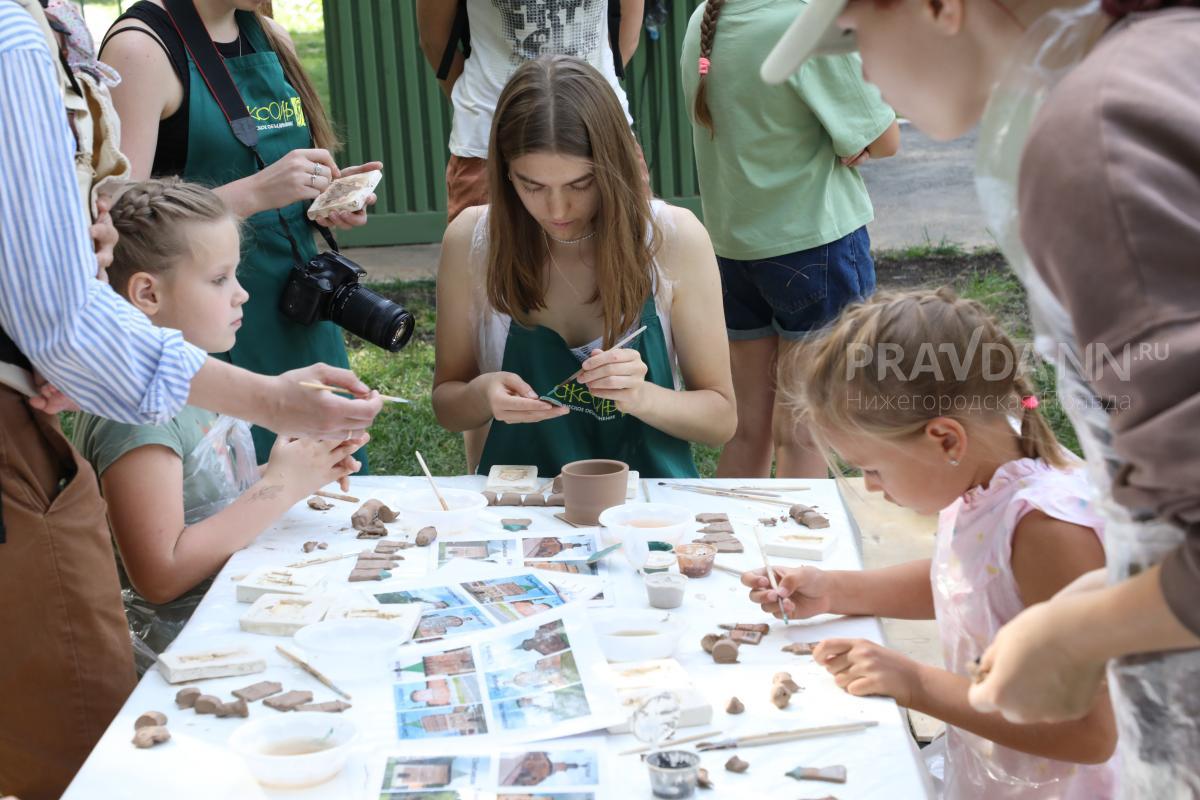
101, 0, 378, 466
432, 56, 736, 479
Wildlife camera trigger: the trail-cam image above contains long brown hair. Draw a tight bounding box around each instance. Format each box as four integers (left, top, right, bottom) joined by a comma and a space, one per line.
693, 0, 726, 137
486, 55, 658, 349
255, 12, 339, 153
785, 288, 1069, 468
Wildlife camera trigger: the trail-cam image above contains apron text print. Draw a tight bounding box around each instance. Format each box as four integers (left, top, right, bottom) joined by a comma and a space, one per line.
550, 380, 624, 421
246, 96, 306, 132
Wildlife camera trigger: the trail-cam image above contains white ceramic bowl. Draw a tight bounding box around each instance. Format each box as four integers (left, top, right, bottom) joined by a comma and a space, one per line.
229, 712, 357, 789
591, 608, 684, 662
598, 502, 693, 570
396, 487, 488, 536
294, 618, 409, 679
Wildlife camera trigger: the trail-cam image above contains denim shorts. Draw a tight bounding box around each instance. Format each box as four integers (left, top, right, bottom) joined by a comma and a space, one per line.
717, 226, 875, 341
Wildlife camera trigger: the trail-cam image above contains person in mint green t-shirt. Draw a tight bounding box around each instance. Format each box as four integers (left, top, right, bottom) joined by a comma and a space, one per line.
681, 0, 899, 479
70, 178, 367, 672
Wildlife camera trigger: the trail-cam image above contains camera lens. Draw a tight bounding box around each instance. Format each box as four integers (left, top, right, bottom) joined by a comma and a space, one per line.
330, 284, 415, 352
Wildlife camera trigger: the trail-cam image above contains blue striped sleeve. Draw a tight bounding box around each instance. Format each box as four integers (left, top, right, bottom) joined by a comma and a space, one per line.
0, 7, 207, 425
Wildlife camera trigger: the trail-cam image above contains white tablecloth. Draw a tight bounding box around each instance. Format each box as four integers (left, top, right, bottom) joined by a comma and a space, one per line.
63, 477, 934, 799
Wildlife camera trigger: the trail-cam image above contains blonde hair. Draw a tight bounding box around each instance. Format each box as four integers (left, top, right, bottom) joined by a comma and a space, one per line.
486, 55, 659, 349
786, 287, 1068, 468
108, 178, 235, 296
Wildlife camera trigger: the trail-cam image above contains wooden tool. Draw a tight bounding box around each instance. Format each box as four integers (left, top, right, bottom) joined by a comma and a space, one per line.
753, 526, 789, 625
695, 721, 878, 751
540, 325, 648, 405
657, 482, 794, 507
617, 728, 722, 757
275, 645, 352, 700
733, 485, 811, 492
299, 380, 409, 404
711, 562, 746, 578
285, 552, 358, 569
314, 489, 359, 503
415, 450, 449, 511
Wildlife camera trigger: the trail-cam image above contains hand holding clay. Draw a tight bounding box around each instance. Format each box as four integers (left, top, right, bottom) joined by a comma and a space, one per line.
576, 346, 649, 414
264, 434, 368, 502
265, 364, 383, 439
742, 565, 832, 619
310, 161, 383, 230
476, 371, 567, 423
815, 638, 921, 707
968, 596, 1106, 724
28, 371, 80, 415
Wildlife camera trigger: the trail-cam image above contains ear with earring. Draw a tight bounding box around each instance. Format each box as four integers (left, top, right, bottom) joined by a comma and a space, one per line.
948, 458, 960, 467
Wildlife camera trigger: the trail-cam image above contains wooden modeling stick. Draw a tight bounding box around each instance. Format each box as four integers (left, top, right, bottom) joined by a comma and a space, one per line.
299, 380, 409, 405
275, 645, 351, 700
415, 450, 449, 511
754, 526, 789, 625
314, 489, 360, 503
540, 325, 647, 406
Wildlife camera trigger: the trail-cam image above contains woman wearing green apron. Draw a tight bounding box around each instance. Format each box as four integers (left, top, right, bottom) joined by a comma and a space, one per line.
101, 0, 378, 465
433, 56, 736, 479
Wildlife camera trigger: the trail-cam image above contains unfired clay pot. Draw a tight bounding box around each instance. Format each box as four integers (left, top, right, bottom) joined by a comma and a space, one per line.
561, 459, 629, 526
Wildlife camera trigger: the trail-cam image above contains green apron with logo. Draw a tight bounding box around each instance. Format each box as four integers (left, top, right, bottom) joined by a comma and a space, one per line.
478, 296, 698, 479
180, 12, 364, 469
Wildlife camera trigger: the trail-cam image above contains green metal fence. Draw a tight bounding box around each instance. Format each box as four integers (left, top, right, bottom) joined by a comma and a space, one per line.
324, 0, 703, 247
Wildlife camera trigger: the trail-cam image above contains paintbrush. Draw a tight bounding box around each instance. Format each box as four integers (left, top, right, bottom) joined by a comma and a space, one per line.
276, 645, 352, 700
753, 525, 789, 625
617, 728, 722, 757
314, 489, 359, 503
539, 325, 648, 406
415, 450, 449, 511
656, 482, 794, 507
300, 380, 409, 404
695, 721, 878, 751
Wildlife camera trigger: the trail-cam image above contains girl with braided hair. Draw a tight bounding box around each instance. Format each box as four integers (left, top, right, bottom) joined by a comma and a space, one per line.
71, 178, 366, 672
743, 288, 1116, 798
680, 0, 900, 480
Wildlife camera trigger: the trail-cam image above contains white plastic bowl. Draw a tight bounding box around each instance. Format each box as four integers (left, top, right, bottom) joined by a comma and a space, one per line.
229, 712, 357, 789
598, 502, 693, 570
294, 618, 409, 679
591, 609, 684, 662
395, 487, 488, 536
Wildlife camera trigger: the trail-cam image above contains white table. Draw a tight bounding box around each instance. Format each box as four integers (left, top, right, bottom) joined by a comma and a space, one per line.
64, 477, 934, 799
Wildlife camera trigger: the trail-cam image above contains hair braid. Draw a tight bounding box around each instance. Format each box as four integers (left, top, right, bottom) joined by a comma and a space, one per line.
693, 0, 726, 137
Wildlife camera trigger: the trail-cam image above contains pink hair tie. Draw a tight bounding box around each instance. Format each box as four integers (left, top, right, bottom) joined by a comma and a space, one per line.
698, 57, 711, 75
1021, 395, 1040, 410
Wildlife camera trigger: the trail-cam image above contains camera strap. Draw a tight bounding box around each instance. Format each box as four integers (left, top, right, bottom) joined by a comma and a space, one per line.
162, 0, 338, 260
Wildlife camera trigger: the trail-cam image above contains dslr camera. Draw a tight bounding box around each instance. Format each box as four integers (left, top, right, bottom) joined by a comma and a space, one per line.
280, 251, 414, 352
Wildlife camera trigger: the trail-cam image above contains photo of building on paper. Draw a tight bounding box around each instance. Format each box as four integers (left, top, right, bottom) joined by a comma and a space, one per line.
498, 748, 599, 787
493, 684, 591, 730
484, 597, 563, 623
395, 647, 477, 682
379, 754, 489, 791
395, 674, 483, 712
439, 540, 512, 565
486, 650, 580, 702
524, 559, 599, 576
479, 619, 571, 671
520, 535, 593, 560
376, 586, 466, 609
396, 704, 489, 740
378, 791, 460, 800
496, 794, 594, 800
462, 575, 560, 605
412, 606, 494, 642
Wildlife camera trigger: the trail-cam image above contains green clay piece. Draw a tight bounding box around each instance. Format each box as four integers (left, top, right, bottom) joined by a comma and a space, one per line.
648, 541, 674, 552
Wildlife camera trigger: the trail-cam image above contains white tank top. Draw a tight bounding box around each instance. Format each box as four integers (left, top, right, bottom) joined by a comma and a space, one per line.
448, 0, 634, 158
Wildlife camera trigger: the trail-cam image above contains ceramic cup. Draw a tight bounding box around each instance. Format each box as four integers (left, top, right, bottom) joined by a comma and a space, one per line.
674, 543, 717, 578
561, 459, 629, 526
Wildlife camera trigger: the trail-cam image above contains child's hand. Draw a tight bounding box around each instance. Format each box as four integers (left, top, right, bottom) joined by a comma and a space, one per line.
742, 565, 832, 619
263, 433, 368, 500
815, 638, 923, 707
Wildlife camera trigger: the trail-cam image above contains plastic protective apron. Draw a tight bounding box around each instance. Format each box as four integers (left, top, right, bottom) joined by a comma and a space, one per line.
477, 296, 698, 479
180, 11, 358, 465
123, 416, 258, 673
975, 6, 1200, 796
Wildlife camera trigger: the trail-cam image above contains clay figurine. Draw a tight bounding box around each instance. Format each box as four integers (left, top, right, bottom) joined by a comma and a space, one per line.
215, 698, 249, 718
134, 711, 167, 730
700, 633, 722, 654
725, 697, 744, 714
771, 672, 801, 708
783, 642, 819, 656
724, 756, 749, 774
263, 690, 313, 711
789, 503, 830, 529
306, 496, 333, 511
192, 694, 223, 715
785, 765, 848, 784
352, 499, 397, 536
695, 513, 729, 524
711, 638, 739, 664
132, 726, 171, 749
295, 700, 352, 713
232, 681, 283, 703
500, 518, 532, 532
174, 687, 201, 709
497, 492, 523, 506
415, 526, 438, 546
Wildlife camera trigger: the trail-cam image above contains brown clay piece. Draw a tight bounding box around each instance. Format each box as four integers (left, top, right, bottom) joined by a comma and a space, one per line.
720, 623, 770, 634
134, 711, 167, 729
783, 642, 819, 656
695, 513, 729, 524
710, 539, 744, 553
758, 517, 778, 527
771, 671, 800, 708
295, 700, 352, 713
349, 567, 389, 582
711, 638, 739, 664
483, 490, 498, 506
216, 698, 249, 718
727, 629, 763, 645
355, 522, 387, 539
700, 633, 722, 654
302, 540, 325, 553
193, 694, 223, 715
785, 765, 847, 784
174, 687, 201, 709
306, 496, 333, 511
351, 499, 397, 536
132, 725, 171, 748
698, 522, 734, 534
789, 503, 830, 529
521, 494, 547, 507
497, 492, 523, 506
263, 690, 313, 711
232, 680, 283, 703
374, 541, 407, 554
415, 526, 438, 546
773, 672, 801, 693
546, 493, 565, 507
725, 697, 745, 714
725, 755, 749, 774
697, 767, 714, 789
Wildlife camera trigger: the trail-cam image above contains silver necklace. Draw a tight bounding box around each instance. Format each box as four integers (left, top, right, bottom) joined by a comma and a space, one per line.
546, 229, 596, 245
544, 232, 589, 302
